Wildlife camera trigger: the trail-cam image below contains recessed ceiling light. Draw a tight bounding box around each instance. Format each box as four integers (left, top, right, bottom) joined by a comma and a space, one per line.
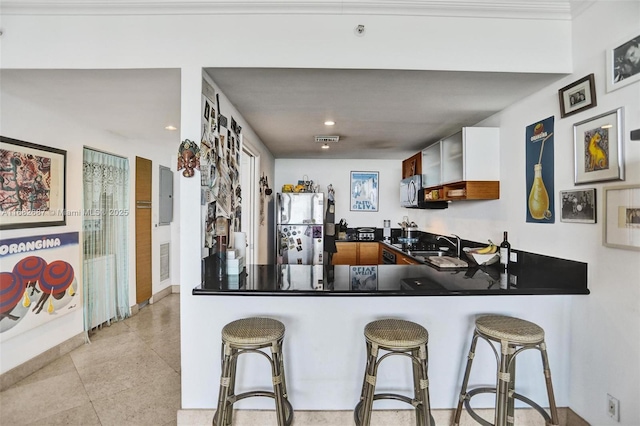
324, 121, 335, 126
165, 125, 177, 131
321, 144, 330, 149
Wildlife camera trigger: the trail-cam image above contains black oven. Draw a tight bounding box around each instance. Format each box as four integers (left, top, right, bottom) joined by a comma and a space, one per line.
381, 248, 396, 264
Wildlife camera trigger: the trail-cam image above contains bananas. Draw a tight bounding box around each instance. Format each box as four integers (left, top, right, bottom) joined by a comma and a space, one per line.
471, 240, 497, 254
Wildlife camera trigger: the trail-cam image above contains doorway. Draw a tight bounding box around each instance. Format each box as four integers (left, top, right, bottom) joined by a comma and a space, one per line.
240, 143, 257, 265
135, 156, 152, 304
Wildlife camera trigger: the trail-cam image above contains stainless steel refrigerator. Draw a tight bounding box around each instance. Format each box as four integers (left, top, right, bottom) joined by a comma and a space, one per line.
276, 192, 324, 265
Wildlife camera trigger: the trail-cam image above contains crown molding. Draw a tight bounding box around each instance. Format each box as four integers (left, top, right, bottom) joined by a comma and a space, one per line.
0, 0, 574, 20
569, 0, 596, 19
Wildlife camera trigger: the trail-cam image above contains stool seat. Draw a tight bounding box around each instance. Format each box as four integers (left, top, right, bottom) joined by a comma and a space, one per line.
475, 315, 544, 344
356, 318, 433, 426
214, 317, 292, 426
453, 315, 559, 426
222, 317, 285, 346
365, 318, 429, 349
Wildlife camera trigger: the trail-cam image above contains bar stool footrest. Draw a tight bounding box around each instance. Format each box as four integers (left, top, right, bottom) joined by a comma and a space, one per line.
354, 394, 435, 426
213, 391, 294, 426
463, 387, 553, 426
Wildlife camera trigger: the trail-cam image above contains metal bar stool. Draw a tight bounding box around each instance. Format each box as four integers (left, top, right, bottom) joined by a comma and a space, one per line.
213, 317, 293, 426
354, 318, 434, 426
453, 315, 560, 426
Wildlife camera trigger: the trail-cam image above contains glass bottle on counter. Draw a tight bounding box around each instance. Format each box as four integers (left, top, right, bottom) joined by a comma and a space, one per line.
499, 232, 510, 289
499, 231, 510, 270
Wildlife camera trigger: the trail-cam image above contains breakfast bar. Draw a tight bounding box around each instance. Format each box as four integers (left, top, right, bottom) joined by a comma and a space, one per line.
187, 251, 588, 414
194, 258, 588, 297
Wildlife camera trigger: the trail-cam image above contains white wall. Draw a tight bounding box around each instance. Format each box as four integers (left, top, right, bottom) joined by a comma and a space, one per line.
3, 3, 638, 423
0, 14, 571, 73
0, 83, 180, 373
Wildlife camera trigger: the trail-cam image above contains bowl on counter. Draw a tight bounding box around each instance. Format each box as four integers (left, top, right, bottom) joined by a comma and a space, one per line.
463, 247, 500, 266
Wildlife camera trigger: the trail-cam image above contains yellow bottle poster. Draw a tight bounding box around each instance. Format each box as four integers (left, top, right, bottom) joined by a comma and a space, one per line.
526, 117, 555, 223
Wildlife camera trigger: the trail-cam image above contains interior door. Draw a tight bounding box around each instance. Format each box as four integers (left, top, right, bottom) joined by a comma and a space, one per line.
135, 156, 152, 304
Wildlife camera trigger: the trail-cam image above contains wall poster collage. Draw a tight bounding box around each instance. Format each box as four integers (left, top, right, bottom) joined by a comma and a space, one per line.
200, 80, 242, 251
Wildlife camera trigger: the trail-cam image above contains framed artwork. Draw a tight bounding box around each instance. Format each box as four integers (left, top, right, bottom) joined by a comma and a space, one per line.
525, 116, 555, 223
605, 33, 640, 92
350, 171, 378, 212
603, 185, 640, 251
0, 232, 81, 341
573, 108, 624, 185
558, 74, 597, 118
350, 265, 378, 291
0, 136, 66, 230
560, 188, 596, 223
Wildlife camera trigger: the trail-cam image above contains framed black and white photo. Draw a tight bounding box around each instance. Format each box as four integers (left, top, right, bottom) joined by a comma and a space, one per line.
605, 33, 640, 92
560, 188, 596, 223
0, 136, 66, 230
558, 74, 597, 118
350, 171, 378, 212
603, 185, 640, 251
573, 108, 624, 185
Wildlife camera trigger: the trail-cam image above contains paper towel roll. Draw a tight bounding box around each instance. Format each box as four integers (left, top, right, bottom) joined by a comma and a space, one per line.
234, 232, 247, 260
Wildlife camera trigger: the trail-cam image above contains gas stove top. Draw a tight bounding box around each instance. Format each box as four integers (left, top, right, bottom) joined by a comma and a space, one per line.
391, 241, 439, 252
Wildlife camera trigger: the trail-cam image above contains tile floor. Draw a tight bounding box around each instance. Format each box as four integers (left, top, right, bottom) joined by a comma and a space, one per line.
0, 294, 181, 426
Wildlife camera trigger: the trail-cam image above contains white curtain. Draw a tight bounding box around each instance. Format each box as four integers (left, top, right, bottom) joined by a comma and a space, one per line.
82, 148, 130, 339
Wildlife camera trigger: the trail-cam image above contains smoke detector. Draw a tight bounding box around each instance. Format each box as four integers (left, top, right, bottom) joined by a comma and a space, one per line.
314, 135, 340, 143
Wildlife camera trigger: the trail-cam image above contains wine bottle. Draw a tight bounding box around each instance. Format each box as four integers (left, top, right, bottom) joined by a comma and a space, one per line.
499, 231, 510, 269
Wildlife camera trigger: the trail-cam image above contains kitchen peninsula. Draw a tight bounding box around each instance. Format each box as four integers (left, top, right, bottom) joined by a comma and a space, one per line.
190, 250, 588, 412
195, 254, 587, 296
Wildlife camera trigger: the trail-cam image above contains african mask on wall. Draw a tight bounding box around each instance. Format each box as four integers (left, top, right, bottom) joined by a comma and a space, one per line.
177, 139, 201, 177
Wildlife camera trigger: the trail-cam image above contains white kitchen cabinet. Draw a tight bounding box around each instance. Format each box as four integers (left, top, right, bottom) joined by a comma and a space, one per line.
423, 127, 499, 185
421, 127, 500, 202
421, 141, 441, 187
441, 130, 464, 183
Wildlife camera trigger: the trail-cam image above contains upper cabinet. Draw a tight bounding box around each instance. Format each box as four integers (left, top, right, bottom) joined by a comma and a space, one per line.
401, 152, 422, 179
421, 141, 441, 187
421, 127, 500, 202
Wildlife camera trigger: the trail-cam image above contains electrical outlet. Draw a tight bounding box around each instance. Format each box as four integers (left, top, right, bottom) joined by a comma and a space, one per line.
607, 394, 620, 421
509, 252, 518, 263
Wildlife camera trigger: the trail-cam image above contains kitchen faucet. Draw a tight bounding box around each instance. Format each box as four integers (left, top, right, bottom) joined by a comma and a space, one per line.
436, 234, 461, 258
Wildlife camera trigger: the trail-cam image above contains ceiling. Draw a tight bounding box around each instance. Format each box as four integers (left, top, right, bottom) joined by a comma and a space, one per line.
2, 67, 566, 160
1, 69, 182, 148
206, 68, 566, 159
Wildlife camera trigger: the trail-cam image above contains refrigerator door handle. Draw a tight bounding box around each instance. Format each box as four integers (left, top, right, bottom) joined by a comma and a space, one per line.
282, 194, 291, 223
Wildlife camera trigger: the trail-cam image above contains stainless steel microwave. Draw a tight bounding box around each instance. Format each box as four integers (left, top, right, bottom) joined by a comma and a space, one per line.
400, 175, 423, 207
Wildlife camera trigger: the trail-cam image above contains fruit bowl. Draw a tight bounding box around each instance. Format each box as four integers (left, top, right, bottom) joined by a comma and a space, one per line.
463, 247, 500, 266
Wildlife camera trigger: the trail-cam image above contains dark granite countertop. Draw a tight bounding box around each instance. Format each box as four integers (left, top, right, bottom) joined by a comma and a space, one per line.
194, 253, 589, 296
